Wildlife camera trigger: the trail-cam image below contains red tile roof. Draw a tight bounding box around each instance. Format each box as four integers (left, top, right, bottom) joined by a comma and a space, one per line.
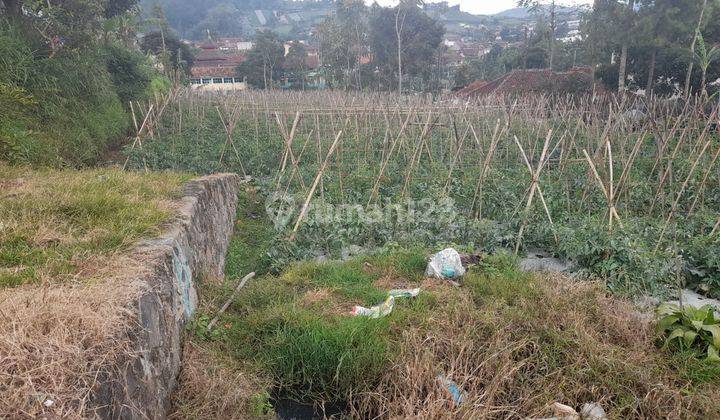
457, 68, 596, 97
191, 67, 239, 78
191, 51, 247, 78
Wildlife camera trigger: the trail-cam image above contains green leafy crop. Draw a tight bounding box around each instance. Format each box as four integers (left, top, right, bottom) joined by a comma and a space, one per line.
657, 303, 720, 361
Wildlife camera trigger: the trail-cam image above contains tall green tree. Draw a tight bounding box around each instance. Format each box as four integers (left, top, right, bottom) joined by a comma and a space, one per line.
237, 30, 284, 89
617, 0, 637, 93
693, 29, 720, 96
316, 14, 351, 89
684, 0, 709, 97
636, 0, 706, 92
315, 0, 368, 90
369, 2, 444, 93
140, 31, 194, 77
518, 0, 557, 69
337, 0, 368, 90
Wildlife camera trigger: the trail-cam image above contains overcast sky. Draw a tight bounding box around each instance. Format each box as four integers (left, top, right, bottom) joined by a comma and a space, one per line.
366, 1, 593, 15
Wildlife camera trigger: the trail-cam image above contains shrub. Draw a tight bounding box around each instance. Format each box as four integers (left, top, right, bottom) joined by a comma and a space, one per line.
0, 20, 164, 166
105, 43, 152, 106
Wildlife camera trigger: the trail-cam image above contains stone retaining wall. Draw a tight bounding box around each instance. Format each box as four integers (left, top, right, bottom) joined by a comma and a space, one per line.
91, 173, 241, 419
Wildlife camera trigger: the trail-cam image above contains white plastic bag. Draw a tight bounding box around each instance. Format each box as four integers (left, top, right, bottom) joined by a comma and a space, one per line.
426, 248, 466, 279
351, 296, 395, 318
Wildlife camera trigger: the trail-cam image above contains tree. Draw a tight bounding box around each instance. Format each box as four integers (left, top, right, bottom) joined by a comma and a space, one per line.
315, 0, 368, 90
617, 0, 637, 93
190, 3, 244, 40
0, 0, 108, 50
284, 41, 309, 89
337, 0, 368, 89
518, 0, 557, 69
395, 6, 406, 93
237, 30, 284, 89
140, 31, 194, 77
1, 0, 23, 18
316, 15, 351, 89
684, 0, 709, 97
635, 0, 704, 93
693, 30, 720, 96
369, 3, 444, 92
105, 0, 139, 18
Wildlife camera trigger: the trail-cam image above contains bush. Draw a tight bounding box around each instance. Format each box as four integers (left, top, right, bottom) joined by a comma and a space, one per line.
105, 44, 152, 106
0, 20, 162, 166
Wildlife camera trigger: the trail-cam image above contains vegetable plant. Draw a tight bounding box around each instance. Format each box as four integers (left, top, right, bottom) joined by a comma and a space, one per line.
657, 303, 720, 361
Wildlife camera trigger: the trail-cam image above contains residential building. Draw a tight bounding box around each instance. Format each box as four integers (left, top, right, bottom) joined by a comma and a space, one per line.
189, 43, 248, 91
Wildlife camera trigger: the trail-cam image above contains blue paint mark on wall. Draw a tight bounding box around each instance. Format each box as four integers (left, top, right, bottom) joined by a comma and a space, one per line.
172, 241, 195, 319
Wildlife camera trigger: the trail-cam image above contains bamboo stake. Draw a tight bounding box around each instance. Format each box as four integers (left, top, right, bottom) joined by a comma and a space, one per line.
654, 140, 712, 253
207, 272, 256, 332
514, 130, 552, 254
290, 130, 344, 242
513, 135, 559, 244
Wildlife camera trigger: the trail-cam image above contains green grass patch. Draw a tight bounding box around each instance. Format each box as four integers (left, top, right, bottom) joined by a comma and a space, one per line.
0, 164, 189, 287
224, 189, 276, 278
190, 212, 432, 404
185, 195, 720, 417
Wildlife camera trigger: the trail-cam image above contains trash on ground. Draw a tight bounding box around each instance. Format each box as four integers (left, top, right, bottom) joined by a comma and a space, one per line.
352, 288, 422, 318
389, 288, 421, 298
352, 296, 395, 318
552, 402, 578, 416
437, 374, 465, 407
580, 402, 607, 420
426, 248, 466, 280
529, 402, 607, 420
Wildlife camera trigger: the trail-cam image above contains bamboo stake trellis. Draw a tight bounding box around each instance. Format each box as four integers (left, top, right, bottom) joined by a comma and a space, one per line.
123, 89, 720, 258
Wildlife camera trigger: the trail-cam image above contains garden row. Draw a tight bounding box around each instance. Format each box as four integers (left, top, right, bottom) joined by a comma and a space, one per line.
126, 90, 720, 300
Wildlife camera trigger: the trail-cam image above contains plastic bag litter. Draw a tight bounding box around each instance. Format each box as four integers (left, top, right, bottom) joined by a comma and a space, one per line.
437, 374, 465, 407
352, 289, 421, 318
426, 248, 466, 279
352, 296, 395, 318
389, 288, 421, 298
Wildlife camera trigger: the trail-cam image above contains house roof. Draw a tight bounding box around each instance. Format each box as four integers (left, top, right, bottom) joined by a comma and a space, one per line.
457, 68, 596, 97
192, 49, 247, 78
191, 67, 239, 78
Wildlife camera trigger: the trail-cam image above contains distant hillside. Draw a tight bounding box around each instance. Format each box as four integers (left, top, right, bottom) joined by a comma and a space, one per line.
139, 0, 583, 41
493, 7, 531, 19
494, 5, 581, 20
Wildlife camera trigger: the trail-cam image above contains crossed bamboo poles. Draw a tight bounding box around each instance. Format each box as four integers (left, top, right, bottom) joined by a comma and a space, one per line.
126, 89, 720, 252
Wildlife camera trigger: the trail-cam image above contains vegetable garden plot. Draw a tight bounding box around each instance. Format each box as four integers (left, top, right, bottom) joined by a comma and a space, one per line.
125, 90, 720, 300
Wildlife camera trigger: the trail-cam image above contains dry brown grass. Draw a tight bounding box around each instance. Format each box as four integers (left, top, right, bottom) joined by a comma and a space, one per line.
168, 342, 272, 420
0, 164, 189, 417
0, 275, 143, 418
352, 273, 720, 419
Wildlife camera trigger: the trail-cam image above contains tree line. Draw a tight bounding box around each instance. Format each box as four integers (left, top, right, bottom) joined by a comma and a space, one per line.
235, 0, 720, 97
457, 0, 720, 97
236, 0, 445, 93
